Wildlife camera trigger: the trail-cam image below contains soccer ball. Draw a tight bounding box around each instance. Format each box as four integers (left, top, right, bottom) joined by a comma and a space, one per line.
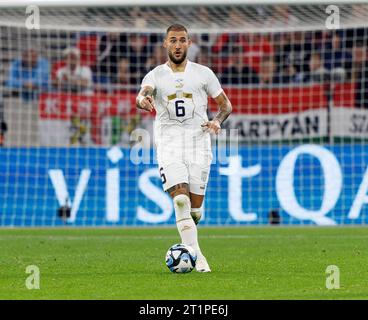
165, 243, 197, 273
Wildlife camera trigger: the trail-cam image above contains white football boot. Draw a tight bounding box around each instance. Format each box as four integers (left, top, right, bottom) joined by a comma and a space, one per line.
195, 254, 211, 273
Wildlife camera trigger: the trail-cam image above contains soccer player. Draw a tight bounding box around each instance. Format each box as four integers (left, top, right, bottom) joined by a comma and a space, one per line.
136, 24, 232, 272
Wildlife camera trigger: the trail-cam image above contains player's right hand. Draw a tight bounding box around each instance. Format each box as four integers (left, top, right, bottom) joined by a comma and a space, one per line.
139, 96, 155, 112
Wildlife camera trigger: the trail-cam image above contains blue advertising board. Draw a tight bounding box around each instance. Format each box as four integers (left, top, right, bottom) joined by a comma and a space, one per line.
0, 144, 368, 226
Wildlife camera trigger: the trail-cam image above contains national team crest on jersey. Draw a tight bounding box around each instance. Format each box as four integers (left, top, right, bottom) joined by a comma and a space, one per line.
166, 91, 195, 123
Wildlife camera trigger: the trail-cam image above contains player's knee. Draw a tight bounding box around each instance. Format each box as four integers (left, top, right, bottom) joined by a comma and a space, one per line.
173, 194, 191, 220
173, 194, 191, 210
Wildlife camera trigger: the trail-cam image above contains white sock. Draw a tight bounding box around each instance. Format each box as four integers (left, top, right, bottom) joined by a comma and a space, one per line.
190, 207, 202, 224
173, 194, 203, 257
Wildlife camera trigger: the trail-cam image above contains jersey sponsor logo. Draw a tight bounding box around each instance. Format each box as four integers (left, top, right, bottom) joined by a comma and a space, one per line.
175, 78, 184, 88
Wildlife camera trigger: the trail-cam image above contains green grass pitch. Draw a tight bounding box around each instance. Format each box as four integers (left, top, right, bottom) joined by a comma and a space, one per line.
1, 227, 368, 299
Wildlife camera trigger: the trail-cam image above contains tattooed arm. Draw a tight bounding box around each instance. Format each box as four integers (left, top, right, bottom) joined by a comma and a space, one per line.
136, 85, 155, 112
201, 91, 232, 135
213, 91, 233, 125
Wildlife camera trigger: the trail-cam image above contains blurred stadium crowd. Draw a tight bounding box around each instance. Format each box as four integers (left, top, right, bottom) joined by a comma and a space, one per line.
3, 26, 368, 106
0, 4, 368, 146
4, 28, 368, 101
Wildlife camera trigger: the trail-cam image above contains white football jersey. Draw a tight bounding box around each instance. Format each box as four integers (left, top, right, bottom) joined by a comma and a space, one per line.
141, 60, 223, 153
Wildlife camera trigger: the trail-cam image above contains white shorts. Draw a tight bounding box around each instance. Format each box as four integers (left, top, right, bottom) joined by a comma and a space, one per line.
155, 128, 212, 195
158, 161, 211, 195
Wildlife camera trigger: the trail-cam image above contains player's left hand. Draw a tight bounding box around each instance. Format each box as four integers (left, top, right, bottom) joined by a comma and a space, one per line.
201, 119, 221, 135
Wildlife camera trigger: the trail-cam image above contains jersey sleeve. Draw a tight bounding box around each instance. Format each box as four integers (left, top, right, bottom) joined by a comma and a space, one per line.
141, 70, 156, 90
205, 68, 223, 98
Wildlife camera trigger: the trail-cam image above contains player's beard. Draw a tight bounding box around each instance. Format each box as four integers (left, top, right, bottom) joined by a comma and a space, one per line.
168, 50, 187, 65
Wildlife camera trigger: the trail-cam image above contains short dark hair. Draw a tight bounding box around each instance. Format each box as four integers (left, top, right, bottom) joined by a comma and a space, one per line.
166, 24, 188, 35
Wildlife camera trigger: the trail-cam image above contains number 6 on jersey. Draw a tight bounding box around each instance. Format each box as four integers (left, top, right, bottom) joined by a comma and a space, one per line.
167, 94, 194, 122
175, 100, 185, 117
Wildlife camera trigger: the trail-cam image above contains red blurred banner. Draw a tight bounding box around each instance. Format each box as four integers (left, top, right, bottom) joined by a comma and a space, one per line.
39, 83, 356, 119
39, 92, 138, 120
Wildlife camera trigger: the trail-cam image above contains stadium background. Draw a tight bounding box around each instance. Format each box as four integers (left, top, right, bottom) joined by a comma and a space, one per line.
1, 1, 368, 226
